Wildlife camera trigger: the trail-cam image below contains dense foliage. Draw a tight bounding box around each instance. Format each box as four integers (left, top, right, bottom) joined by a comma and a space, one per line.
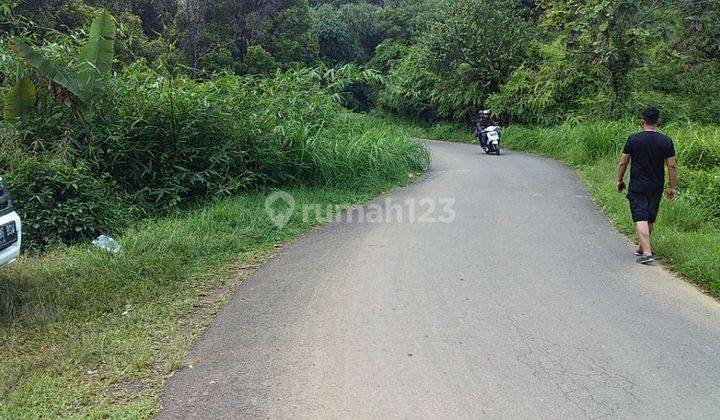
1, 63, 427, 249
1, 5, 429, 250
380, 0, 534, 120
491, 0, 720, 124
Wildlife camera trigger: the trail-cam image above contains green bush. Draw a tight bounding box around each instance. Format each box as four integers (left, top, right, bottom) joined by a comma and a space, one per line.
366, 40, 407, 74
379, 0, 534, 121
491, 35, 720, 126
489, 42, 603, 126
632, 62, 720, 124
679, 168, 720, 217
671, 123, 720, 171
502, 122, 629, 165
0, 65, 428, 249
89, 71, 261, 212
378, 45, 438, 119
370, 111, 475, 143
239, 45, 277, 75
2, 154, 129, 251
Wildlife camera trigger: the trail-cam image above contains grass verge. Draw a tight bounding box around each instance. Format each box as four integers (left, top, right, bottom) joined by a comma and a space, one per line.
0, 185, 418, 417
504, 123, 720, 297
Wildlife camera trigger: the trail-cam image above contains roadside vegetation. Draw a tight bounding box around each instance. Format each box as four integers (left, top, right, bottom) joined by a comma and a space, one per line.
1, 57, 426, 250
1, 0, 719, 416
0, 61, 428, 413
1, 3, 429, 415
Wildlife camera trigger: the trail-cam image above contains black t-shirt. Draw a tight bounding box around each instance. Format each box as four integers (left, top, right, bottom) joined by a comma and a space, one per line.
622, 131, 675, 195
477, 118, 497, 129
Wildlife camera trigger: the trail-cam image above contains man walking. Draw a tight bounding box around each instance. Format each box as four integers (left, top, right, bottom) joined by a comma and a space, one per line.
616, 107, 677, 264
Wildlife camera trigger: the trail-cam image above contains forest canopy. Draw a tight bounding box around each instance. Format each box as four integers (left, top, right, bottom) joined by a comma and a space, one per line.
4, 0, 718, 122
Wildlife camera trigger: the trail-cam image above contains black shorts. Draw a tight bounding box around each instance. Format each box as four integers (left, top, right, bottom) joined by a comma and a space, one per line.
627, 191, 662, 223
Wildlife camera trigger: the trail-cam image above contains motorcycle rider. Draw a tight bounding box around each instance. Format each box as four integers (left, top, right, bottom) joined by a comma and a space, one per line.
475, 110, 499, 151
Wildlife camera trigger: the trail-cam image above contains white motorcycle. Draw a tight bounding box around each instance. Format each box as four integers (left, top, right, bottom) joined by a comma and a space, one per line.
482, 126, 501, 156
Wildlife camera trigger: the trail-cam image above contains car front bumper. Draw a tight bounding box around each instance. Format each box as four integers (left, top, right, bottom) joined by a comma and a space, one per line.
0, 211, 21, 268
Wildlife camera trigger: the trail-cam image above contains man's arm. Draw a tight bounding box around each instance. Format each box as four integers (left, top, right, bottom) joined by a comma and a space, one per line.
666, 156, 677, 201
616, 153, 630, 191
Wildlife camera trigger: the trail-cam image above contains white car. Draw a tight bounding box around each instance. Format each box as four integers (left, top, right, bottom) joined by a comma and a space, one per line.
0, 179, 21, 268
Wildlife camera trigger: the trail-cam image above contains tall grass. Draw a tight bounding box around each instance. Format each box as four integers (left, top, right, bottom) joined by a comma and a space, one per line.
504, 121, 720, 296
1, 67, 429, 249
504, 121, 720, 168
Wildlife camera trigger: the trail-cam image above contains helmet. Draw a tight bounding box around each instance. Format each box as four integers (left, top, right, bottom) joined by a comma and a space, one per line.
480, 109, 491, 117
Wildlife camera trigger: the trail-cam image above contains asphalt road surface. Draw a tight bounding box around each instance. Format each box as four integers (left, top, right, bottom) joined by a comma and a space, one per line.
160, 141, 720, 419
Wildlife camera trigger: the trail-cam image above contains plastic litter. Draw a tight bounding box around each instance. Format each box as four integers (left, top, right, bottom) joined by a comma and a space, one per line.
92, 235, 122, 254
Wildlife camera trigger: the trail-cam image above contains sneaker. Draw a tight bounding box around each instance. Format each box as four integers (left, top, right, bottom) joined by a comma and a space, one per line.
635, 248, 643, 257
636, 255, 654, 265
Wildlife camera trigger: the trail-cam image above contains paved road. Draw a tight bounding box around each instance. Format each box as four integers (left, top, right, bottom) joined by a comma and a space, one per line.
160, 141, 720, 419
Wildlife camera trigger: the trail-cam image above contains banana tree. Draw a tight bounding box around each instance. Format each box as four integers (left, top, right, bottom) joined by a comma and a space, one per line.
3, 9, 116, 121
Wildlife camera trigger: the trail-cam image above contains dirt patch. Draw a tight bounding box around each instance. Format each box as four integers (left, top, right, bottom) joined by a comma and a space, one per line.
106, 381, 147, 396
178, 265, 256, 337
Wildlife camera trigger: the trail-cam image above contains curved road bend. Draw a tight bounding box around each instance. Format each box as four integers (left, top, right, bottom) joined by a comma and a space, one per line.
160, 140, 720, 419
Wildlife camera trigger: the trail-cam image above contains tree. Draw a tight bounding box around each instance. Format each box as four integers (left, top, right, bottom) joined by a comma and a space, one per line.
367, 40, 408, 73
178, 0, 209, 72
541, 0, 672, 99
337, 2, 385, 61
312, 4, 360, 65
178, 0, 319, 73
380, 0, 449, 44
381, 0, 534, 120
233, 0, 318, 66
682, 1, 720, 61
85, 0, 177, 37
240, 45, 277, 74
378, 45, 438, 118
261, 0, 318, 65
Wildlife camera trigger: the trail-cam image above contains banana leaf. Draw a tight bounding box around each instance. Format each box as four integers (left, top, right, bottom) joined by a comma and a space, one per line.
3, 76, 36, 120
9, 39, 88, 102
78, 10, 116, 92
